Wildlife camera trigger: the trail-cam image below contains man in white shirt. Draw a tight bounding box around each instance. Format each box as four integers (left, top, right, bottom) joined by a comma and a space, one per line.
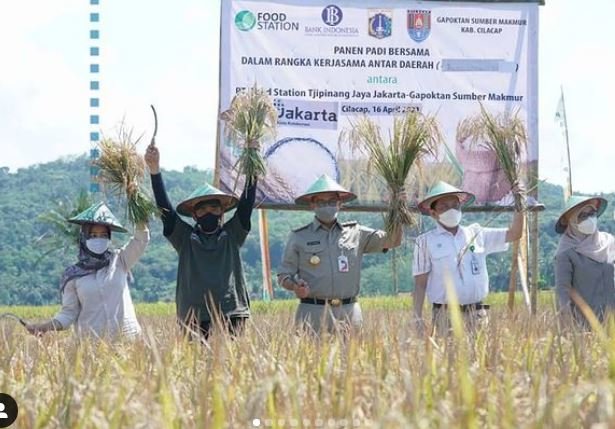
412, 181, 524, 336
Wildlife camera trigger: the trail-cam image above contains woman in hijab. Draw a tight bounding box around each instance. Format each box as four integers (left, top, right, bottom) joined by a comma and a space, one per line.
26, 202, 149, 339
555, 195, 615, 325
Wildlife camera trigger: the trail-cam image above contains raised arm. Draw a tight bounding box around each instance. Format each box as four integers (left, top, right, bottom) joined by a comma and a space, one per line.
236, 178, 257, 231
119, 223, 150, 271
145, 144, 178, 235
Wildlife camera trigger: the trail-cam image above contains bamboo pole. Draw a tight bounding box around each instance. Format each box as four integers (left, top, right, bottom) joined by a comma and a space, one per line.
258, 209, 274, 300
507, 213, 531, 311
530, 209, 539, 315
392, 247, 399, 295
518, 220, 531, 310
507, 240, 519, 310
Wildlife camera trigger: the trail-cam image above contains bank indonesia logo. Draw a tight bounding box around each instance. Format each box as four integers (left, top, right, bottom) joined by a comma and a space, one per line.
235, 10, 256, 31
407, 10, 431, 42
322, 5, 343, 26
368, 10, 392, 39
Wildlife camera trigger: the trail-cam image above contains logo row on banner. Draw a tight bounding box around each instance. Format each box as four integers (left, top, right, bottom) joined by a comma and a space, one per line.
234, 6, 432, 42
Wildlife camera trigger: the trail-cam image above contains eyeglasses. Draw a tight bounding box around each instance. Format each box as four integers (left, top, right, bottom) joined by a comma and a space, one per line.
577, 209, 598, 221
434, 201, 460, 213
313, 199, 338, 208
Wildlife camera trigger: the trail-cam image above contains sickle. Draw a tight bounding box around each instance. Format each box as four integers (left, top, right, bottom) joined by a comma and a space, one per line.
150, 104, 158, 146
0, 312, 27, 327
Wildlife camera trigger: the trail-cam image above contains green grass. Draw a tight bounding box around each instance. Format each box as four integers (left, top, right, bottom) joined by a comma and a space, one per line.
0, 291, 555, 319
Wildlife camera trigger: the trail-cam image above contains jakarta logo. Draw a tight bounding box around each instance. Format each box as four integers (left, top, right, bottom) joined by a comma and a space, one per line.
368, 10, 392, 39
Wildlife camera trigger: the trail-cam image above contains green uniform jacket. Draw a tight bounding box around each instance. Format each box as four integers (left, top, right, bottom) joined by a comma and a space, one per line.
168, 215, 250, 323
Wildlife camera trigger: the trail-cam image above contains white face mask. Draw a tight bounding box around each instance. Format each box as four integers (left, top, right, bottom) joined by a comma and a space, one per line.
577, 216, 597, 235
438, 209, 462, 228
86, 238, 110, 254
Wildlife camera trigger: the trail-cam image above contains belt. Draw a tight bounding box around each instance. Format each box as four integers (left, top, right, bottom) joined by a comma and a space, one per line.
432, 302, 490, 312
301, 297, 357, 307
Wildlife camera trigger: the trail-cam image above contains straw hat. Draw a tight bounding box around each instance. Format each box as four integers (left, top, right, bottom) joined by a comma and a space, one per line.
417, 181, 475, 215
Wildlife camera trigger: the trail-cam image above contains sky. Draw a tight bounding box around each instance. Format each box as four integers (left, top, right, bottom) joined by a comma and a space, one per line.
1, 0, 614, 193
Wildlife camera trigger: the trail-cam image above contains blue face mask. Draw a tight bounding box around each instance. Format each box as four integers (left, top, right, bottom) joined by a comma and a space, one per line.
314, 205, 338, 223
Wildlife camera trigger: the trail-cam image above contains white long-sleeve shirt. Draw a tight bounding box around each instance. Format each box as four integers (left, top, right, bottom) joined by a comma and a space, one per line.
53, 225, 149, 339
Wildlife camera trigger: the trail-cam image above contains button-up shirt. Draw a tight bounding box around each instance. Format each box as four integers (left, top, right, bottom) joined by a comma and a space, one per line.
278, 217, 388, 299
413, 223, 508, 305
54, 226, 149, 338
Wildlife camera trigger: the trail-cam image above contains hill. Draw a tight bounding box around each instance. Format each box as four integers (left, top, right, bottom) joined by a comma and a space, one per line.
1, 155, 613, 305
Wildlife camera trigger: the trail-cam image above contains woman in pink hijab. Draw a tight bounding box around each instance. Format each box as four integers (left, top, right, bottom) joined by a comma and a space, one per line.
555, 195, 615, 325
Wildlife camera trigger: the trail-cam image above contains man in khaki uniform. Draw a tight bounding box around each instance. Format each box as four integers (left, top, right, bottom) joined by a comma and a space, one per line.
277, 174, 403, 334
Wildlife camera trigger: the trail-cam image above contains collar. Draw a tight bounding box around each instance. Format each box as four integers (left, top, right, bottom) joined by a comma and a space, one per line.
310, 216, 341, 232
434, 222, 464, 237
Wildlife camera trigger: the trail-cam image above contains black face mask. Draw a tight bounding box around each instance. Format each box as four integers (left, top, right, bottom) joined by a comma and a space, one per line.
196, 213, 221, 233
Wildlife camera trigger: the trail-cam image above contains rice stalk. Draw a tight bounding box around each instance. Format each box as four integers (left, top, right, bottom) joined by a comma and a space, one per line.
35, 190, 93, 263
457, 105, 528, 211
220, 84, 277, 187
94, 126, 158, 225
342, 111, 441, 236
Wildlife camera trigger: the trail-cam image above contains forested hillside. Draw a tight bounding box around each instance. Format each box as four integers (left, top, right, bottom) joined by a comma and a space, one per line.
1, 155, 613, 305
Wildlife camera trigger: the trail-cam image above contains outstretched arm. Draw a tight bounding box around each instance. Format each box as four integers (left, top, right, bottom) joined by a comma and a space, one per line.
27, 281, 80, 335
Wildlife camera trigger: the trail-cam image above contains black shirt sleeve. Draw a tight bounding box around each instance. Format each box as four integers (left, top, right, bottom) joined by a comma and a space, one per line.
235, 178, 257, 231
150, 173, 178, 236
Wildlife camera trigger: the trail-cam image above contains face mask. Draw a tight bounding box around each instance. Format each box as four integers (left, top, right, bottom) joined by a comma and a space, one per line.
86, 238, 110, 255
197, 213, 221, 233
438, 209, 462, 228
577, 216, 597, 235
314, 205, 338, 223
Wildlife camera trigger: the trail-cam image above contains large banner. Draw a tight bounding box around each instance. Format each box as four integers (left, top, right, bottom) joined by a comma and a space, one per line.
218, 0, 539, 209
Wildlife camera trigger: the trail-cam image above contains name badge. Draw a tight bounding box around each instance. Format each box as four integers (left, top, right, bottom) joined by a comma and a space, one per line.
338, 255, 349, 273
471, 255, 480, 275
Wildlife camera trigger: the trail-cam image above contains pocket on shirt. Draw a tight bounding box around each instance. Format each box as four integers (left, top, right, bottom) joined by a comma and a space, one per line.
300, 243, 326, 264
429, 245, 456, 279
430, 245, 454, 261
339, 241, 360, 268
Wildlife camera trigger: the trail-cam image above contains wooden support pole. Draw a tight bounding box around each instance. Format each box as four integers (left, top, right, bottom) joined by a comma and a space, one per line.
508, 214, 531, 312
530, 209, 539, 315
392, 247, 399, 295
258, 209, 274, 300
507, 240, 519, 311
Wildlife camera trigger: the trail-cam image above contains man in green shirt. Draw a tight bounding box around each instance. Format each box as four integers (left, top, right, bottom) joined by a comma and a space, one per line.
145, 143, 255, 339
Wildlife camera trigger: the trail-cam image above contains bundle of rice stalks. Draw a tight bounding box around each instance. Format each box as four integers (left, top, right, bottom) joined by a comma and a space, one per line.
343, 111, 441, 236
94, 127, 158, 225
35, 190, 93, 263
457, 105, 528, 211
220, 84, 277, 187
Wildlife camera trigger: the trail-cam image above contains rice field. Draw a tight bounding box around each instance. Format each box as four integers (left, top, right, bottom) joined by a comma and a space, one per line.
2, 292, 615, 428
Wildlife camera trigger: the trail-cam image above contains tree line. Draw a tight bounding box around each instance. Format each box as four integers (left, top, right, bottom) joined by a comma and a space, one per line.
1, 155, 611, 305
